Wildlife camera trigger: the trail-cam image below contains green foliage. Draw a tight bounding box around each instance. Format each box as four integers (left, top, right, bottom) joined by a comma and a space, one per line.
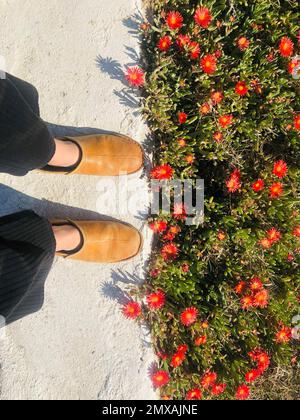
140, 0, 299, 400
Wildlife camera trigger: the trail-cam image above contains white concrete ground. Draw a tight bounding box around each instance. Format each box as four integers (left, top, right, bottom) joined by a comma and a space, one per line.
0, 0, 156, 400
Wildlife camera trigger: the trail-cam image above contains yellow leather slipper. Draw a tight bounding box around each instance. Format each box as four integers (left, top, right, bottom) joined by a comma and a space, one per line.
44, 133, 144, 176
53, 220, 143, 263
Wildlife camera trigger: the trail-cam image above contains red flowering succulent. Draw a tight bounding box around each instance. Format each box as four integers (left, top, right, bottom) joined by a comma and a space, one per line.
219, 114, 234, 128
249, 277, 263, 292
146, 290, 165, 310
273, 160, 288, 178
212, 383, 227, 396
293, 226, 300, 238
201, 371, 217, 389
267, 227, 281, 243
189, 42, 201, 59
180, 307, 198, 326
245, 369, 261, 383
211, 90, 224, 105
186, 388, 202, 400
279, 36, 294, 57
171, 351, 186, 368
122, 301, 142, 320
161, 243, 179, 261
252, 179, 265, 192
195, 335, 207, 346
157, 36, 172, 52
149, 220, 168, 233
178, 112, 188, 124
236, 384, 250, 400
294, 114, 300, 130
253, 289, 269, 308
237, 36, 250, 51
166, 11, 184, 30
200, 102, 211, 115
235, 81, 249, 96
213, 131, 223, 143
194, 7, 212, 28
235, 281, 247, 295
151, 370, 170, 388
276, 326, 292, 344
269, 182, 284, 198
201, 54, 217, 74
125, 66, 145, 87
176, 34, 191, 50
151, 164, 174, 180
226, 169, 241, 193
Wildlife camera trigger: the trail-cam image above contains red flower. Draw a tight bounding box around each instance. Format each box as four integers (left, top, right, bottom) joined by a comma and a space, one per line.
178, 138, 186, 148
161, 243, 178, 261
177, 344, 188, 354
211, 90, 224, 105
236, 385, 250, 400
166, 11, 183, 30
189, 42, 201, 59
149, 220, 168, 233
211, 383, 227, 396
178, 112, 188, 124
259, 238, 273, 249
273, 160, 288, 178
269, 182, 284, 198
293, 226, 300, 238
226, 169, 241, 193
151, 370, 170, 388
158, 36, 172, 52
235, 281, 247, 295
201, 372, 217, 389
194, 7, 212, 28
200, 102, 211, 115
180, 307, 198, 326
150, 268, 161, 278
171, 351, 185, 368
122, 301, 141, 320
241, 295, 254, 310
151, 164, 174, 180
256, 352, 271, 372
294, 114, 300, 130
156, 351, 168, 360
267, 227, 281, 243
215, 49, 222, 59
147, 291, 165, 310
245, 369, 261, 383
235, 81, 249, 96
288, 59, 300, 75
176, 34, 191, 50
186, 388, 202, 400
217, 231, 227, 241
249, 277, 263, 292
185, 154, 195, 164
201, 54, 217, 74
279, 37, 294, 57
173, 203, 187, 220
252, 179, 265, 192
253, 289, 269, 308
276, 326, 292, 344
195, 335, 207, 346
219, 115, 234, 128
181, 263, 190, 273
237, 37, 250, 51
213, 131, 223, 143
125, 66, 145, 87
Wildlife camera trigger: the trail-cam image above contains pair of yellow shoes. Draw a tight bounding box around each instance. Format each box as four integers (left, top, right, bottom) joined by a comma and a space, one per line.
48, 133, 144, 263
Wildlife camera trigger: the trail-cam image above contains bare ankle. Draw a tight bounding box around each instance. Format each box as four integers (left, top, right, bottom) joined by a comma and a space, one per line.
48, 139, 80, 168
